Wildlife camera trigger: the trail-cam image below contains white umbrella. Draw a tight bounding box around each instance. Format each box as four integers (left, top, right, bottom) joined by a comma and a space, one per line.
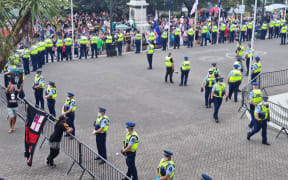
265, 4, 288, 11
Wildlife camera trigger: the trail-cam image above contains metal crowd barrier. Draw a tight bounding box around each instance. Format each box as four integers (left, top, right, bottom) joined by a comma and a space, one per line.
239, 69, 288, 138
0, 84, 131, 180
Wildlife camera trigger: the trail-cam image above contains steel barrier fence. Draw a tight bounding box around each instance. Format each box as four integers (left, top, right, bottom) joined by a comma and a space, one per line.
0, 84, 131, 180
239, 69, 288, 138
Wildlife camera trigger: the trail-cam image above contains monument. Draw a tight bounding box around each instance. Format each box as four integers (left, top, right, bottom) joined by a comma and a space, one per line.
127, 0, 150, 31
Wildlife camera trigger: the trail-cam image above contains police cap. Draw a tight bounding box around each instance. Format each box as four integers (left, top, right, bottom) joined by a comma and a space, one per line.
49, 81, 55, 86
262, 96, 269, 101
251, 82, 258, 86
99, 107, 106, 112
201, 174, 213, 180
217, 77, 224, 82
234, 64, 240, 68
36, 69, 42, 73
255, 56, 260, 61
126, 122, 135, 128
211, 63, 216, 66
163, 150, 173, 156
184, 56, 188, 60
67, 92, 74, 97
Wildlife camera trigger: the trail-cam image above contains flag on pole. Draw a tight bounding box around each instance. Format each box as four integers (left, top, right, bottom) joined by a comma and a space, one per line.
218, 0, 222, 7
190, 0, 198, 15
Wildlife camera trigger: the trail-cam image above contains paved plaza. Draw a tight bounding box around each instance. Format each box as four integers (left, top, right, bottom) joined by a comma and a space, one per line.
1, 39, 288, 180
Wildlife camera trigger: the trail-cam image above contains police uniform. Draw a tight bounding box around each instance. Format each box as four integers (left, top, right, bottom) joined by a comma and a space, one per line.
261, 22, 268, 40
64, 36, 73, 61
33, 69, 45, 109
22, 45, 30, 75
211, 24, 217, 45
122, 122, 139, 180
211, 63, 220, 78
63, 92, 76, 136
187, 27, 194, 47
93, 107, 110, 164
161, 30, 168, 50
229, 22, 236, 43
247, 21, 253, 41
219, 22, 226, 43
164, 55, 174, 83
105, 34, 113, 57
211, 78, 227, 122
274, 19, 281, 38
90, 33, 98, 58
5, 54, 17, 88
240, 22, 247, 42
180, 57, 190, 86
201, 24, 208, 46
79, 33, 88, 59
30, 42, 39, 71
149, 32, 156, 45
45, 81, 57, 117
251, 56, 261, 82
45, 37, 54, 63
135, 31, 142, 53
156, 150, 175, 180
117, 33, 124, 55
146, 41, 154, 69
228, 64, 242, 102
202, 69, 216, 108
280, 24, 287, 45
248, 82, 262, 128
174, 27, 180, 49
268, 20, 274, 39
15, 64, 25, 99
56, 37, 63, 61
247, 97, 270, 145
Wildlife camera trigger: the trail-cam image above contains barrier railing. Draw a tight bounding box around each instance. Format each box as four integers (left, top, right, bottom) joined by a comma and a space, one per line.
0, 84, 131, 180
239, 69, 288, 138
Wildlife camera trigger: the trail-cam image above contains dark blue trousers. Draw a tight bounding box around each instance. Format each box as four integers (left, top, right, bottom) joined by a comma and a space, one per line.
66, 46, 72, 61
228, 81, 241, 102
247, 29, 252, 41
31, 54, 38, 71
201, 33, 207, 46
180, 70, 189, 86
174, 35, 180, 49
161, 38, 167, 50
205, 87, 212, 107
240, 31, 245, 42
261, 29, 267, 40
135, 40, 140, 53
17, 83, 25, 99
66, 112, 75, 135
211, 32, 217, 44
96, 133, 107, 159
117, 42, 122, 56
219, 31, 225, 43
213, 97, 223, 120
46, 47, 54, 63
23, 58, 30, 75
187, 35, 194, 47
249, 104, 256, 128
268, 28, 273, 39
80, 45, 87, 59
230, 32, 235, 43
41, 51, 45, 66
47, 99, 56, 117
281, 33, 286, 45
274, 27, 280, 38
4, 75, 9, 88
248, 120, 268, 144
34, 89, 44, 109
126, 153, 138, 180
91, 44, 98, 58
147, 54, 153, 69
57, 47, 63, 61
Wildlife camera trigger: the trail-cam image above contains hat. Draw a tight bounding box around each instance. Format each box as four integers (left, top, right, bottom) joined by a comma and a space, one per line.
99, 107, 106, 112
36, 69, 42, 73
236, 56, 242, 60
24, 45, 29, 48
217, 77, 224, 82
49, 81, 55, 86
201, 174, 213, 180
262, 96, 269, 101
255, 56, 260, 61
163, 150, 173, 156
16, 63, 22, 67
211, 63, 216, 66
184, 56, 188, 60
248, 43, 251, 47
67, 92, 74, 97
58, 115, 67, 121
251, 82, 258, 86
234, 64, 240, 68
126, 122, 136, 128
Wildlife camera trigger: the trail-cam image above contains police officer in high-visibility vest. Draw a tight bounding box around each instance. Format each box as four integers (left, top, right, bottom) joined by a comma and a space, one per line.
247, 21, 253, 41
201, 23, 208, 46
90, 33, 98, 58
219, 22, 226, 43
161, 29, 168, 51
62, 92, 76, 137
280, 23, 287, 45
229, 22, 236, 43
146, 41, 154, 70
3, 61, 11, 88
268, 20, 274, 39
33, 69, 45, 109
30, 41, 38, 72
251, 56, 261, 82
179, 56, 190, 86
240, 22, 247, 42
227, 64, 242, 102
117, 32, 124, 56
274, 19, 281, 38
4, 56, 17, 87
211, 77, 227, 123
64, 35, 73, 61
45, 81, 57, 117
22, 45, 30, 75
56, 36, 63, 61
201, 69, 216, 108
79, 33, 88, 59
149, 31, 156, 45
15, 63, 25, 99
155, 150, 175, 180
245, 43, 254, 76
92, 107, 110, 165
187, 26, 194, 47
164, 52, 174, 83
121, 122, 139, 180
236, 42, 245, 59
105, 33, 113, 57
248, 82, 262, 129
211, 23, 217, 45
247, 96, 270, 145
174, 26, 180, 49
45, 36, 54, 63
211, 63, 220, 78
135, 30, 142, 53
261, 21, 268, 40
39, 38, 46, 66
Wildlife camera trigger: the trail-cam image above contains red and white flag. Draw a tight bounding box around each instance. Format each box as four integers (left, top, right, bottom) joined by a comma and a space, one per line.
190, 0, 199, 15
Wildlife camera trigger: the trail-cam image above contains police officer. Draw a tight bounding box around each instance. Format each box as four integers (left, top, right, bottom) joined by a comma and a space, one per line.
90, 33, 98, 58
261, 21, 267, 40
227, 64, 242, 102
15, 63, 25, 99
79, 33, 88, 59
234, 56, 243, 73
248, 82, 262, 129
92, 107, 110, 164
187, 26, 194, 47
245, 43, 254, 76
239, 22, 247, 42
64, 35, 73, 61
135, 31, 142, 53
105, 33, 113, 57
274, 19, 281, 38
247, 20, 253, 41
155, 150, 175, 180
62, 92, 76, 137
201, 23, 208, 46
211, 23, 217, 45
280, 23, 287, 45
45, 36, 54, 63
161, 29, 168, 51
251, 56, 261, 81
211, 63, 220, 78
173, 26, 180, 49
56, 36, 63, 61
268, 20, 274, 39
22, 45, 30, 75
121, 122, 139, 180
247, 96, 270, 145
229, 22, 236, 43
211, 77, 227, 123
201, 69, 216, 108
33, 69, 45, 109
235, 42, 244, 59
164, 52, 174, 83
179, 56, 190, 86
117, 32, 124, 56
30, 41, 38, 72
219, 22, 226, 43
45, 81, 57, 117
149, 31, 156, 45
146, 41, 154, 70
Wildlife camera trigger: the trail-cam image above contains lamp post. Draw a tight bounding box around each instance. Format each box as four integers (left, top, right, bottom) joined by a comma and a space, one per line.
71, 0, 74, 58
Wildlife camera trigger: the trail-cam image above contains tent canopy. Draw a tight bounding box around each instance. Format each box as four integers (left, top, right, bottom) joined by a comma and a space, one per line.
265, 4, 288, 11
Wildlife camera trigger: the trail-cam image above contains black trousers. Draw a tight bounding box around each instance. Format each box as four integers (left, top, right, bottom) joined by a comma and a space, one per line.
47, 146, 59, 165
96, 133, 107, 160
147, 54, 153, 69
165, 67, 173, 82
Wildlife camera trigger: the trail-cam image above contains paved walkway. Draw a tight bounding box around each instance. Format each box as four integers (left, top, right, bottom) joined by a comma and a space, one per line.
1, 39, 288, 179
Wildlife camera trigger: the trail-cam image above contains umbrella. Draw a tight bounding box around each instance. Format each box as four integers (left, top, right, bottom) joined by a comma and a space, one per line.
265, 4, 288, 12
209, 7, 219, 15
116, 24, 131, 30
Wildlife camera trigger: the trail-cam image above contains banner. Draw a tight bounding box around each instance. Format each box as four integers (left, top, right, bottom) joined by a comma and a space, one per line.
24, 104, 48, 166
190, 0, 198, 15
